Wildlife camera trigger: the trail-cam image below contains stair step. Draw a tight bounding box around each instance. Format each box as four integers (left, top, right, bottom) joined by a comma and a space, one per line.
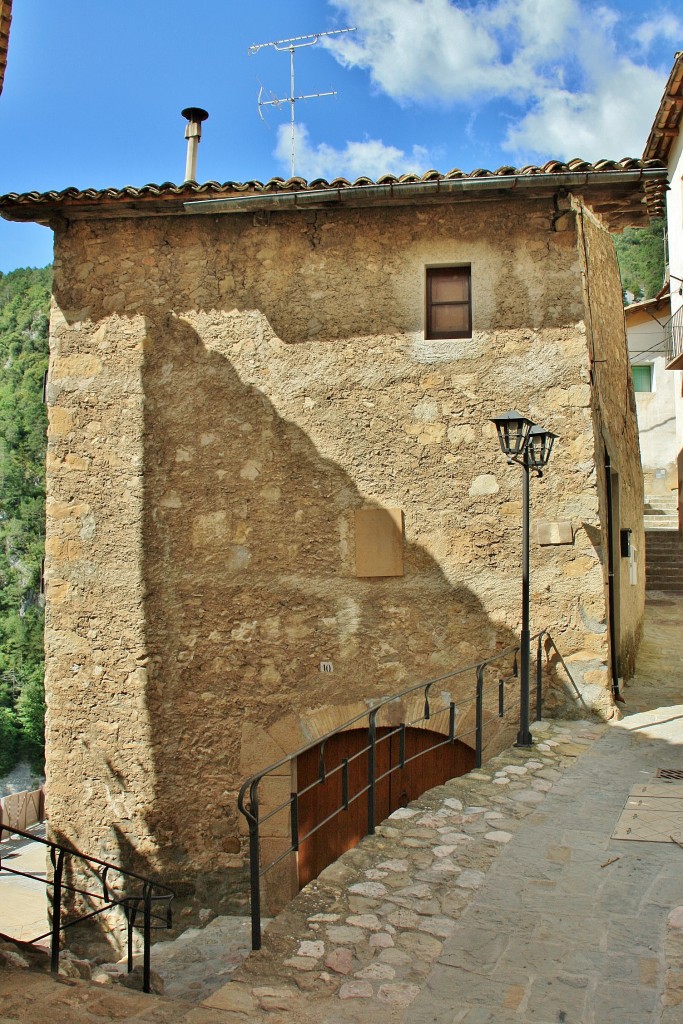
645, 522, 683, 593
645, 495, 678, 504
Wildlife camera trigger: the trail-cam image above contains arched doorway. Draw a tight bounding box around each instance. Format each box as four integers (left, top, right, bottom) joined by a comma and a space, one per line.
296, 727, 475, 887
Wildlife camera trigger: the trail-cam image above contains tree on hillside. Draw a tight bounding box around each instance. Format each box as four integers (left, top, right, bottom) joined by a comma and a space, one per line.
0, 266, 51, 772
613, 218, 666, 304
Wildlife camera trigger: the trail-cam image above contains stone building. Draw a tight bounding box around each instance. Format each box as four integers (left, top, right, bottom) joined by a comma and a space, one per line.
0, 158, 667, 918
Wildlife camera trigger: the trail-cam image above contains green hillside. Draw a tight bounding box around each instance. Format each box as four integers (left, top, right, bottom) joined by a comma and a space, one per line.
613, 218, 666, 304
0, 266, 51, 774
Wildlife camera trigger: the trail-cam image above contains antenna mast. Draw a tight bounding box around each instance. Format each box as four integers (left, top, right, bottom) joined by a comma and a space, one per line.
248, 27, 356, 177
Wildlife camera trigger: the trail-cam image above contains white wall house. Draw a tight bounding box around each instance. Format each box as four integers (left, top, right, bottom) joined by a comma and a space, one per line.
643, 51, 683, 526
625, 294, 678, 501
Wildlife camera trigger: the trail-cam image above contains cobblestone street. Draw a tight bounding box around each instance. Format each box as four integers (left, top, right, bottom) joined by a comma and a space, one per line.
1, 595, 682, 1022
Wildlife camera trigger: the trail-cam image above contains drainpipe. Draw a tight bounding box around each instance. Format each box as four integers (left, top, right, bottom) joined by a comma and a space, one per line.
181, 107, 209, 182
604, 447, 621, 701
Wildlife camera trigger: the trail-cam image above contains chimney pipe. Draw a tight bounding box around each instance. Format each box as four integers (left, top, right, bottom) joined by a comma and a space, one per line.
181, 107, 209, 182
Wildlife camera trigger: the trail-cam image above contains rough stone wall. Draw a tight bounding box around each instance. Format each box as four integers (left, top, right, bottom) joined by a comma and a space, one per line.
43, 195, 623, 921
575, 201, 645, 682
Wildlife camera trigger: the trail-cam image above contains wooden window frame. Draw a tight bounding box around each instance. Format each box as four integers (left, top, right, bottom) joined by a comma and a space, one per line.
425, 266, 472, 340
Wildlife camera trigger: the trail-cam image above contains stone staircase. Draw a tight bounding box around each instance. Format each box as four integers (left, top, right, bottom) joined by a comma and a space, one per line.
645, 530, 683, 594
644, 494, 682, 593
644, 494, 679, 531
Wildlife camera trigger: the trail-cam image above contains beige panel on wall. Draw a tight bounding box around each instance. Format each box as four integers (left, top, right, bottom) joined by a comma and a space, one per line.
536, 521, 574, 546
355, 508, 405, 577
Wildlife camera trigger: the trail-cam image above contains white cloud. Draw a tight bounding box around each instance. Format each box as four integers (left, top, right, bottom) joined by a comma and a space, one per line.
275, 122, 433, 181
326, 0, 674, 161
326, 0, 580, 103
503, 60, 666, 159
634, 13, 683, 51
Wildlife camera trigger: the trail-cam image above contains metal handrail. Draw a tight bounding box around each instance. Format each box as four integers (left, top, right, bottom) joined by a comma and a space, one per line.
0, 824, 175, 992
665, 304, 683, 367
237, 628, 581, 950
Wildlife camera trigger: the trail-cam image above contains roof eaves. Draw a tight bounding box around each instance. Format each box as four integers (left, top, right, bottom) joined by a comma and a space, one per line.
0, 0, 12, 97
0, 159, 668, 230
643, 52, 683, 164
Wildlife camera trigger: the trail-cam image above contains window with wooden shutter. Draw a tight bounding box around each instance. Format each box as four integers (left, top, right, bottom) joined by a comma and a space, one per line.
426, 267, 472, 340
631, 364, 653, 392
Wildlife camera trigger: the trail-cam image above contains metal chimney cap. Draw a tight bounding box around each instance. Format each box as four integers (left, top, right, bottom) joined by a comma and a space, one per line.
181, 107, 209, 123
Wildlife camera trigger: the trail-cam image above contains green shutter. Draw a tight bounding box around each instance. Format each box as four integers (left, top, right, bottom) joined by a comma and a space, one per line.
632, 365, 652, 392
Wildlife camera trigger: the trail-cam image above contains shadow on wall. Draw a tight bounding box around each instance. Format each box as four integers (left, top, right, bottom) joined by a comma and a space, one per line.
121, 312, 571, 914
47, 304, 586, 954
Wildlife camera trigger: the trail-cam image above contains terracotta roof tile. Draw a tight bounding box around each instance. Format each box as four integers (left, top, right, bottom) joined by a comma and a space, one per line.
0, 158, 668, 230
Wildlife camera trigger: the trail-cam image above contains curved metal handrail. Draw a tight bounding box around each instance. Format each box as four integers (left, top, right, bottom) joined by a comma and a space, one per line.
237, 634, 541, 821
236, 629, 569, 950
0, 823, 175, 993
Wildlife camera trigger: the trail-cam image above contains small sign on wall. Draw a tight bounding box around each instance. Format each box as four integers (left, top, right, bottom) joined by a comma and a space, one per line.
355, 508, 405, 577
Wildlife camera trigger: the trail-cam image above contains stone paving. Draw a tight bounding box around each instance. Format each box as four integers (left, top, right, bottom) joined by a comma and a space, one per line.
211, 718, 610, 1022
0, 594, 682, 1022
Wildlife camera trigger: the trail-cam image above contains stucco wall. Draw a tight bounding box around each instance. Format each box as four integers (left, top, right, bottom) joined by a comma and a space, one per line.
43, 195, 629, 918
576, 203, 645, 681
627, 313, 678, 494
666, 129, 683, 513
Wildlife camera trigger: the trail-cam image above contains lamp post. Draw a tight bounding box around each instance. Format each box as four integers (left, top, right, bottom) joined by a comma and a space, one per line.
490, 411, 557, 747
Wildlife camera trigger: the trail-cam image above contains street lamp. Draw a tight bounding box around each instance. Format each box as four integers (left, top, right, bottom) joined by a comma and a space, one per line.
490, 411, 557, 746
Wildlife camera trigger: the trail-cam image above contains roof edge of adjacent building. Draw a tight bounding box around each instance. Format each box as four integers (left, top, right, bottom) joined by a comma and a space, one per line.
0, 0, 12, 97
643, 51, 683, 164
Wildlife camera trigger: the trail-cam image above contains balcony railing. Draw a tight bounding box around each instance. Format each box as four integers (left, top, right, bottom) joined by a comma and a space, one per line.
665, 305, 683, 369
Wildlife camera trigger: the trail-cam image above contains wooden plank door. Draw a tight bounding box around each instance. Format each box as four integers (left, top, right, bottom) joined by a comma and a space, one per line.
296, 727, 475, 888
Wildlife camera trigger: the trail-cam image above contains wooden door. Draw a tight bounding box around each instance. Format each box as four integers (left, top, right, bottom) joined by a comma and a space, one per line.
296, 727, 475, 887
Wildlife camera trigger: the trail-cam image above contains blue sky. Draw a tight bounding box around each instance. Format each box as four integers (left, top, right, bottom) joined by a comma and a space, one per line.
0, 0, 680, 272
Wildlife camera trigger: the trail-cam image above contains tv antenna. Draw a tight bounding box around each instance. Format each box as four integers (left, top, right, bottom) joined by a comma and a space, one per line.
248, 27, 356, 177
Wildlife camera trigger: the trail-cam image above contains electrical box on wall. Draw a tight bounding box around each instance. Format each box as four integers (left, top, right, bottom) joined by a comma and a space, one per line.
355, 508, 405, 577
620, 528, 632, 558
629, 546, 638, 586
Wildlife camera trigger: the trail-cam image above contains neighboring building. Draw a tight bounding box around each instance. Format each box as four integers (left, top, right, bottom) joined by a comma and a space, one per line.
643, 48, 679, 524
642, 53, 683, 591
625, 291, 679, 505
0, 158, 666, 922
0, 0, 12, 96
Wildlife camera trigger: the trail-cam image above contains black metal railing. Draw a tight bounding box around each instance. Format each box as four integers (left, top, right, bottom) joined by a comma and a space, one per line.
665, 305, 683, 368
0, 825, 175, 992
238, 628, 581, 950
